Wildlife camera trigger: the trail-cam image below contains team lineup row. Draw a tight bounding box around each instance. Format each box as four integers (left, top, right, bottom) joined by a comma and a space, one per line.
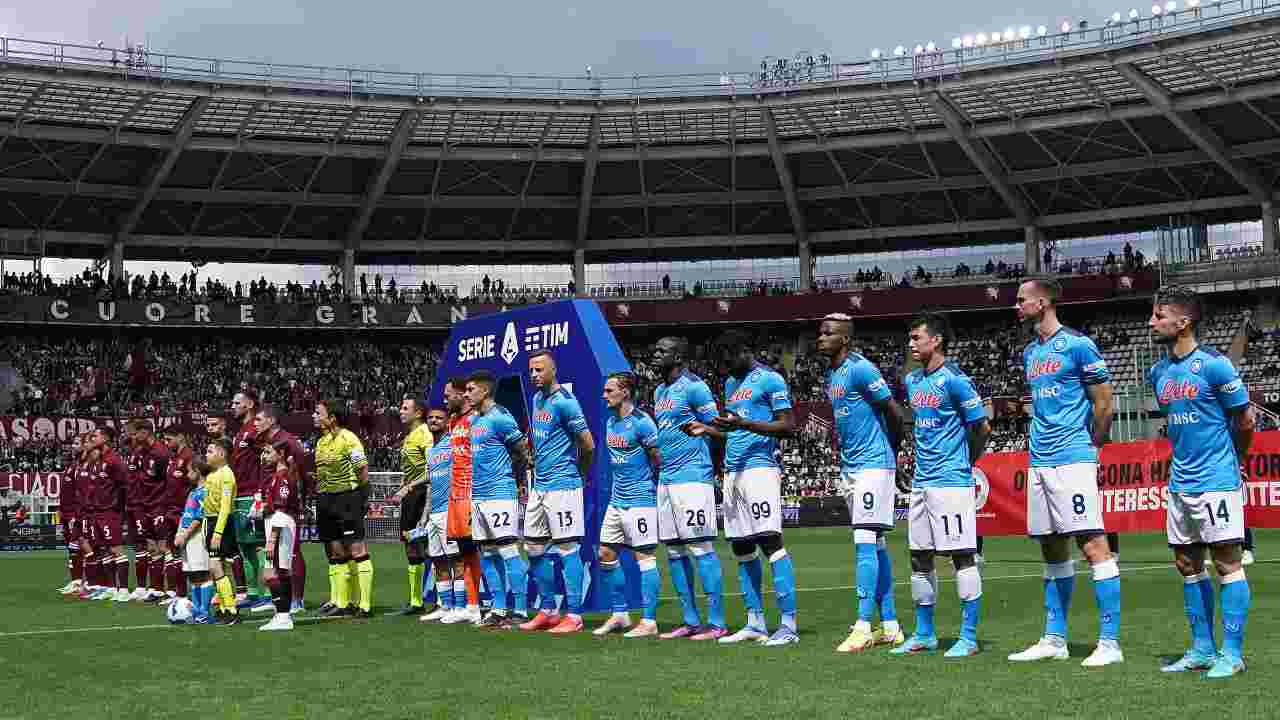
53, 278, 1255, 676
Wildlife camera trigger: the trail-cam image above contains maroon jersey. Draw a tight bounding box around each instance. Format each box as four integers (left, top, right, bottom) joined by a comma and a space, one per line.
165, 447, 193, 515
264, 467, 301, 519
60, 459, 81, 517
125, 446, 147, 512
136, 441, 172, 511
231, 424, 262, 496
258, 428, 307, 492
86, 449, 127, 513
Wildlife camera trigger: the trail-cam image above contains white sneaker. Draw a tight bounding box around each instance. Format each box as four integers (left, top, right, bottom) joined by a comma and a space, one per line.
421, 606, 450, 622
129, 588, 148, 601
159, 596, 176, 607
719, 626, 769, 644
624, 620, 659, 639
974, 554, 986, 567
1243, 550, 1255, 566
113, 589, 131, 603
1008, 636, 1069, 662
258, 614, 294, 632
1080, 640, 1124, 667
58, 581, 77, 594
593, 613, 633, 636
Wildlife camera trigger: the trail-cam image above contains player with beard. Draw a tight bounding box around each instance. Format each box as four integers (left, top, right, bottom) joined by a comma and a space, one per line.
1008, 277, 1121, 667
129, 420, 173, 603
255, 404, 310, 613
419, 407, 466, 623
124, 423, 150, 601
58, 434, 87, 596
86, 428, 131, 602
160, 431, 195, 606
230, 388, 272, 614
206, 414, 247, 597
649, 337, 726, 640
1148, 287, 1254, 678
442, 377, 484, 625
390, 397, 433, 616
817, 313, 909, 653
313, 398, 373, 618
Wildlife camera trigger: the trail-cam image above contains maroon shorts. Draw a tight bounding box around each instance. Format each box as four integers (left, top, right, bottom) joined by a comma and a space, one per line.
145, 509, 180, 543
62, 516, 80, 545
93, 511, 124, 548
124, 509, 146, 545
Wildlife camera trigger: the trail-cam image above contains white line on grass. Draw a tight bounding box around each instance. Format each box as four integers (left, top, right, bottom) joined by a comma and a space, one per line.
0, 563, 1182, 638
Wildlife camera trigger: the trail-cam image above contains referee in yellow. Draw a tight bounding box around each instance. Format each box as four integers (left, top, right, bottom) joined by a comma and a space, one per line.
312, 398, 373, 618
391, 396, 433, 615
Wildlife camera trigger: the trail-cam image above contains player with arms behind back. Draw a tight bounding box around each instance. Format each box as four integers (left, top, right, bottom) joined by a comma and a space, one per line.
390, 397, 434, 616
1149, 287, 1254, 679
700, 331, 799, 647
594, 372, 664, 638
1009, 277, 1122, 667
521, 350, 595, 634
891, 313, 991, 657
650, 336, 726, 640
817, 313, 908, 653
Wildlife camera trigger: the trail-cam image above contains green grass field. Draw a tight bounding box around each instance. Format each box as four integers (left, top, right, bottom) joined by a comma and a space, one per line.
4, 529, 1275, 720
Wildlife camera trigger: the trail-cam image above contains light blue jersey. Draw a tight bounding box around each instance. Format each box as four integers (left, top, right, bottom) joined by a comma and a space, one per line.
1149, 346, 1250, 493
1024, 327, 1111, 467
470, 404, 525, 502
905, 362, 987, 489
530, 387, 589, 492
654, 371, 719, 485
179, 486, 206, 530
606, 409, 659, 509
723, 364, 792, 473
428, 435, 452, 514
826, 353, 895, 471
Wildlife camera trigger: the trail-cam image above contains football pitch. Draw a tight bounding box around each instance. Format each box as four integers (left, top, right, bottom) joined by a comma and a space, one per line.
4, 528, 1275, 720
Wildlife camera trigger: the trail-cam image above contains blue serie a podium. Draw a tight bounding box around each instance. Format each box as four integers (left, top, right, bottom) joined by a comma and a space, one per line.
427, 300, 634, 612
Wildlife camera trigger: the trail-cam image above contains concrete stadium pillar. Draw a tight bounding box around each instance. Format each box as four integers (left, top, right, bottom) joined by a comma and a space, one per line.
1024, 226, 1043, 274
1263, 202, 1279, 255
798, 241, 813, 292
109, 238, 124, 285
573, 248, 586, 297
342, 248, 355, 297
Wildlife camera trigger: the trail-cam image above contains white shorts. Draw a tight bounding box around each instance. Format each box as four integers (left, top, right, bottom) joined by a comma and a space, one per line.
1167, 490, 1245, 547
266, 512, 297, 572
181, 525, 209, 573
840, 468, 897, 531
723, 467, 783, 540
427, 511, 460, 558
523, 487, 585, 542
1028, 463, 1105, 537
600, 504, 659, 549
657, 482, 717, 544
471, 499, 519, 543
908, 487, 978, 554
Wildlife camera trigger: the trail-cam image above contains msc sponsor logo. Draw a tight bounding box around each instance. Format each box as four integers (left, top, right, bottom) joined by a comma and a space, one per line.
1033, 385, 1061, 400
1167, 412, 1201, 426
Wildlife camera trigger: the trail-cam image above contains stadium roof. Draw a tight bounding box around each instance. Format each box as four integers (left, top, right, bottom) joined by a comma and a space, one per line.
0, 3, 1279, 268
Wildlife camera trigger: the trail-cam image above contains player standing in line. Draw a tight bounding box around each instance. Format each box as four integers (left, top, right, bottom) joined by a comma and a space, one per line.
159, 431, 194, 606
391, 397, 434, 616
650, 337, 726, 641
58, 434, 86, 595
696, 333, 799, 647
521, 351, 596, 634
124, 423, 150, 601
420, 407, 466, 623
1149, 287, 1254, 678
230, 388, 272, 614
130, 420, 173, 603
1009, 278, 1122, 667
173, 461, 212, 624
442, 377, 484, 625
203, 438, 241, 625
466, 371, 532, 629
312, 399, 374, 618
79, 445, 110, 599
259, 440, 302, 631
891, 313, 991, 657
85, 428, 131, 602
817, 313, 908, 652
594, 372, 663, 638
254, 405, 309, 613
206, 415, 247, 597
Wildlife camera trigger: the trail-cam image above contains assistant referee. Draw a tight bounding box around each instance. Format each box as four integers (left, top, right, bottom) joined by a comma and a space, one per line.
312, 398, 373, 618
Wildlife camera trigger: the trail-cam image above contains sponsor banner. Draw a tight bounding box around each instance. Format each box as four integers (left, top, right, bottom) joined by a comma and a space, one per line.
975, 431, 1280, 536
0, 295, 502, 329
0, 523, 62, 551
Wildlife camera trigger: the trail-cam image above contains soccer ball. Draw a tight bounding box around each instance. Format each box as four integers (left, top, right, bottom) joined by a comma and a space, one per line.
166, 598, 194, 625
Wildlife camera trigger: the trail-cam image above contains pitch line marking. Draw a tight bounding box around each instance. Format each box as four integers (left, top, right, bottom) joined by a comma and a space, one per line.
0, 563, 1184, 638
